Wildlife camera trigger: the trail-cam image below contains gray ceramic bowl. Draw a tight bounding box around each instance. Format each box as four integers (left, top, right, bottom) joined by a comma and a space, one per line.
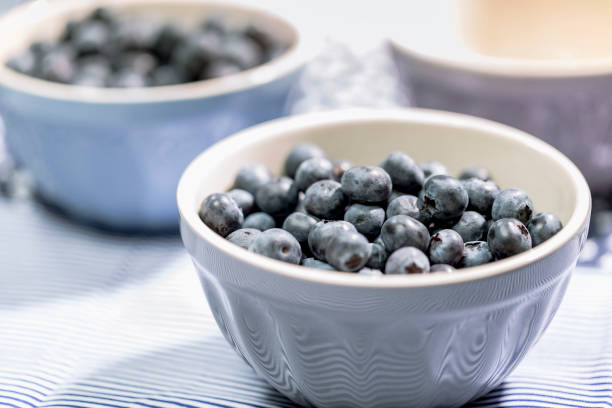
0, 0, 313, 230
178, 109, 590, 408
390, 2, 612, 196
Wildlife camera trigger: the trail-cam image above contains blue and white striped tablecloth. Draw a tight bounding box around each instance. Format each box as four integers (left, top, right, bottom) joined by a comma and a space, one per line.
1, 43, 612, 408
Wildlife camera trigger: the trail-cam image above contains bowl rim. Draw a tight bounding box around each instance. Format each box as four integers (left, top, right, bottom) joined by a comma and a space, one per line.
390, 36, 612, 79
0, 0, 316, 104
177, 108, 591, 288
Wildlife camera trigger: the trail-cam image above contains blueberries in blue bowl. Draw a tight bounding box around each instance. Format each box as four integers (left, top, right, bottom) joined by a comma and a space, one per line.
6, 7, 288, 88
199, 142, 562, 274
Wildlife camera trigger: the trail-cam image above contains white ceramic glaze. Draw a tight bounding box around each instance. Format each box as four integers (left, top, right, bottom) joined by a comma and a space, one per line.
177, 109, 591, 407
0, 0, 314, 230
389, 1, 612, 195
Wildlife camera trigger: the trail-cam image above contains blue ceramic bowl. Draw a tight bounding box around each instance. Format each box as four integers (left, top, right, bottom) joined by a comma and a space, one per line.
0, 0, 313, 231
178, 109, 591, 408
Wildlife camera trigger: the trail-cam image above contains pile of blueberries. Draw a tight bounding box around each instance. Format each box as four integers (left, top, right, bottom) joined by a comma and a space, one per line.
199, 143, 563, 275
7, 7, 286, 88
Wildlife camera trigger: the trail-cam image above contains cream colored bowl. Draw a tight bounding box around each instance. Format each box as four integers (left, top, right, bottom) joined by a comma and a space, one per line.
390, 0, 612, 196
178, 109, 590, 407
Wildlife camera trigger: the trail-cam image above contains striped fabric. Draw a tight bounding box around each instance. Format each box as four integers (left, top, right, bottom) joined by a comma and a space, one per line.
2, 40, 612, 407
1, 198, 612, 408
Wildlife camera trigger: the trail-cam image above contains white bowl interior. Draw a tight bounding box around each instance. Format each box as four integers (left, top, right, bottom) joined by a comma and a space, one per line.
391, 0, 612, 76
187, 114, 577, 223
0, 0, 306, 102
178, 109, 591, 287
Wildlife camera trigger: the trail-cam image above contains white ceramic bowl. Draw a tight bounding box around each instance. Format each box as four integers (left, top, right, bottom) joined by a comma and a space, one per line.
0, 0, 314, 230
390, 1, 612, 196
178, 109, 590, 407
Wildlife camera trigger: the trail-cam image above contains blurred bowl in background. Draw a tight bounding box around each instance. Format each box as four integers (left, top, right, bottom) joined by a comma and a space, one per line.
390, 0, 612, 197
178, 109, 590, 407
0, 0, 314, 231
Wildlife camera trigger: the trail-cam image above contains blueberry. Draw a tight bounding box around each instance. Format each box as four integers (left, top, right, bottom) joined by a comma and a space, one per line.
420, 161, 449, 179
332, 160, 352, 182
528, 213, 563, 246
200, 60, 241, 79
72, 21, 111, 55
381, 215, 430, 253
78, 55, 112, 79
366, 241, 388, 270
255, 177, 298, 217
491, 189, 534, 224
294, 157, 333, 191
284, 143, 326, 178
244, 25, 273, 53
380, 152, 424, 193
308, 220, 356, 261
386, 195, 420, 219
358, 267, 383, 276
7, 50, 37, 75
199, 193, 244, 237
341, 166, 392, 203
40, 47, 76, 83
227, 228, 261, 249
344, 204, 385, 240
452, 211, 487, 242
108, 68, 148, 87
114, 19, 158, 51
418, 175, 468, 222
249, 228, 302, 264
487, 218, 532, 259
151, 64, 185, 86
227, 189, 254, 216
463, 178, 500, 216
243, 212, 275, 231
430, 264, 456, 273
202, 17, 228, 35
459, 166, 490, 181
385, 247, 430, 274
153, 24, 187, 61
29, 41, 54, 57
90, 7, 116, 24
172, 32, 222, 80
282, 212, 319, 245
325, 230, 371, 272
428, 229, 464, 266
302, 257, 336, 271
221, 35, 263, 70
303, 180, 346, 219
118, 51, 158, 76
458, 241, 493, 267
234, 163, 272, 195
